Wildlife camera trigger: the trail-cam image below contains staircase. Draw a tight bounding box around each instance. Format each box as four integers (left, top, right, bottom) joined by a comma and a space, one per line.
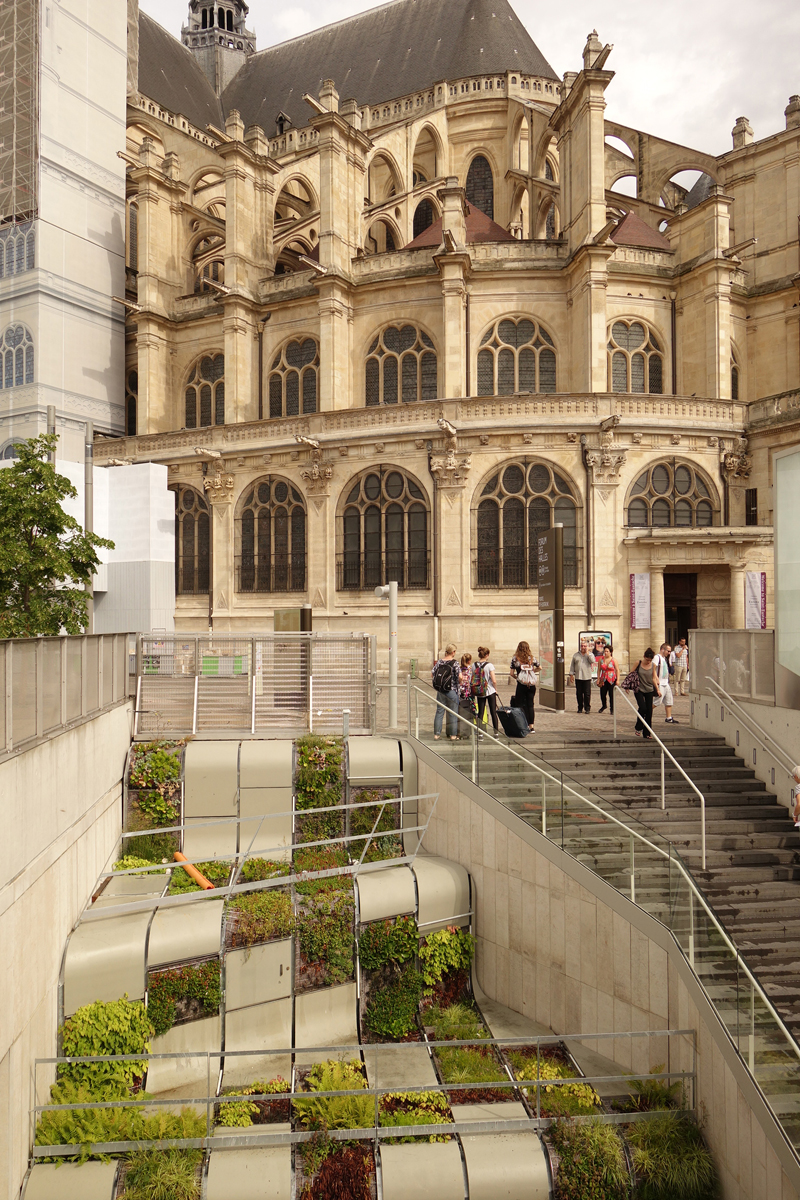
430, 724, 800, 1147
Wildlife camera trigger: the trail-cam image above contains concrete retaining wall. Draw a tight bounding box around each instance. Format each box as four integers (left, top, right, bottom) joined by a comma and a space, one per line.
692, 691, 800, 809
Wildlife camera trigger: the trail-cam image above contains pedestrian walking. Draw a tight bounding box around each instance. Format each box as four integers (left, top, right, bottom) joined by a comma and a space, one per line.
792, 765, 800, 829
457, 653, 477, 729
472, 647, 499, 736
670, 639, 689, 696
431, 644, 459, 740
569, 640, 596, 713
596, 645, 619, 714
510, 641, 539, 731
632, 648, 661, 739
653, 643, 679, 723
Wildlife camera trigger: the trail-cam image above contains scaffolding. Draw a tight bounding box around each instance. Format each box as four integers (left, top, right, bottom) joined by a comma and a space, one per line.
0, 0, 39, 225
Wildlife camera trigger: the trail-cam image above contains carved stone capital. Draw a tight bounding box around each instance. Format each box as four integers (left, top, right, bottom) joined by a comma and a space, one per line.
203, 472, 235, 502
301, 450, 334, 495
585, 448, 626, 483
430, 450, 472, 488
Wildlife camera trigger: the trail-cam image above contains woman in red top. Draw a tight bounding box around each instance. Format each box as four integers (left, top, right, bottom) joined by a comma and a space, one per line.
596, 645, 619, 714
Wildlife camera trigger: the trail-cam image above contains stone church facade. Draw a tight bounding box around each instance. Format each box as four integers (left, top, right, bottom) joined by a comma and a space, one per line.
105, 0, 800, 669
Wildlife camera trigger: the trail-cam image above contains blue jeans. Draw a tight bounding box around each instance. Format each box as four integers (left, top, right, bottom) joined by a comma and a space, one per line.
433, 689, 459, 737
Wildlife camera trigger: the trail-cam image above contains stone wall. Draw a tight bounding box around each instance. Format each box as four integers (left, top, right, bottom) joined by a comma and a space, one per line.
0, 703, 132, 1200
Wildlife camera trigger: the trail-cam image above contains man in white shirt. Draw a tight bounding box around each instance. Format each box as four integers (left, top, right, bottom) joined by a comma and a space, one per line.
669, 639, 689, 696
653, 643, 678, 724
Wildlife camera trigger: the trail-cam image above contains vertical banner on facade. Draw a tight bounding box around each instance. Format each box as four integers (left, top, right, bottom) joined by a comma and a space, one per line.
745, 572, 767, 629
539, 525, 565, 711
630, 573, 651, 630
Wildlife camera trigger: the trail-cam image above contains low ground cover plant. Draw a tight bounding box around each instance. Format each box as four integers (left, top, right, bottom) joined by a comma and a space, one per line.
59, 998, 153, 1090
350, 789, 402, 861
358, 916, 417, 970
129, 746, 182, 794
419, 926, 475, 989
549, 1119, 629, 1200
301, 1145, 373, 1200
112, 855, 166, 878
508, 1048, 600, 1117
296, 736, 344, 810
435, 1045, 507, 1087
216, 1077, 291, 1127
238, 857, 291, 883
147, 960, 221, 1037
363, 966, 424, 1039
424, 1002, 486, 1041
168, 859, 230, 894
627, 1112, 719, 1199
297, 894, 354, 986
121, 1148, 202, 1200
379, 1091, 453, 1143
294, 1060, 372, 1134
227, 889, 294, 947
295, 844, 350, 895
362, 834, 404, 862
122, 831, 179, 863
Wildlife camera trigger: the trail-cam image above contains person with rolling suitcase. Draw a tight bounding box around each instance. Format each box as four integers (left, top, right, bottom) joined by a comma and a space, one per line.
509, 640, 539, 732
472, 648, 499, 737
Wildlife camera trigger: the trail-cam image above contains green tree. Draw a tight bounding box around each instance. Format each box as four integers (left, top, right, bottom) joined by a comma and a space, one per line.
0, 435, 113, 637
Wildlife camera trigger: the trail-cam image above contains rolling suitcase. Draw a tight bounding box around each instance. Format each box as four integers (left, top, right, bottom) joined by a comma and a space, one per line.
497, 705, 528, 738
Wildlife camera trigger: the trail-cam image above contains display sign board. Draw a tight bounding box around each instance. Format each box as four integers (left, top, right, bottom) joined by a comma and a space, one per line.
630, 574, 651, 629
538, 526, 565, 711
577, 631, 614, 679
745, 572, 767, 630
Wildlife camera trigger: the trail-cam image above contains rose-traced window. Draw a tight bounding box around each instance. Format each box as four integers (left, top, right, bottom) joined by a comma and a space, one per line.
236, 477, 307, 593
365, 325, 437, 406
0, 325, 34, 389
477, 319, 556, 395
474, 462, 579, 589
171, 486, 210, 595
607, 321, 663, 394
185, 354, 225, 428
339, 469, 429, 590
627, 461, 716, 528
269, 338, 319, 418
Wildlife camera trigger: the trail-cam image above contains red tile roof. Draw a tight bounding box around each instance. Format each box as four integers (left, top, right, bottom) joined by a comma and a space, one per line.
611, 210, 672, 251
406, 202, 516, 249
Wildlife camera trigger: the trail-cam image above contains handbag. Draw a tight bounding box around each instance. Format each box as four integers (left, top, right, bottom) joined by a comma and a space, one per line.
621, 667, 640, 692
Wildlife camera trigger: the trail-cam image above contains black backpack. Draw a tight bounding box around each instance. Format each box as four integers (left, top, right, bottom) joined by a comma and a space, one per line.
432, 659, 455, 692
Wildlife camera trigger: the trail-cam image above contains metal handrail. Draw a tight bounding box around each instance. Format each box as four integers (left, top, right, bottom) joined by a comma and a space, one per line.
705, 676, 797, 782
406, 682, 800, 1086
612, 683, 707, 869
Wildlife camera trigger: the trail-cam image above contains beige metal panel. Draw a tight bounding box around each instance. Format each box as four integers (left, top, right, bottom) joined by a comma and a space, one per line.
182, 818, 237, 861
101, 874, 167, 898
294, 983, 358, 1066
206, 1143, 292, 1200
239, 741, 293, 789
184, 740, 239, 817
458, 1126, 551, 1200
239, 786, 293, 860
213, 1123, 291, 1137
380, 1142, 464, 1200
226, 939, 292, 1010
23, 1162, 118, 1200
450, 1101, 529, 1123
222, 999, 292, 1089
356, 866, 416, 923
147, 899, 225, 969
145, 1015, 221, 1096
363, 1043, 438, 1090
398, 739, 419, 855
412, 857, 470, 932
63, 912, 151, 1017
348, 737, 401, 783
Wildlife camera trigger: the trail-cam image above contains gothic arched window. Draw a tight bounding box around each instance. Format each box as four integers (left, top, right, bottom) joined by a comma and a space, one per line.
0, 325, 34, 389
466, 155, 494, 219
236, 477, 306, 593
413, 199, 435, 239
185, 354, 225, 428
608, 320, 664, 394
126, 369, 138, 436
0, 221, 34, 278
339, 469, 429, 591
365, 325, 437, 406
474, 462, 579, 589
627, 462, 717, 528
731, 348, 740, 401
171, 486, 210, 595
269, 338, 319, 418
477, 318, 556, 396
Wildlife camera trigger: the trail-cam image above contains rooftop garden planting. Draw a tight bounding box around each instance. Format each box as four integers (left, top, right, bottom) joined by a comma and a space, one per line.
549, 1119, 629, 1200
294, 1060, 372, 1134
121, 830, 179, 865
127, 743, 183, 831
216, 1077, 291, 1127
358, 916, 417, 971
296, 891, 355, 989
617, 1063, 686, 1113
238, 857, 291, 883
294, 843, 351, 895
301, 1145, 374, 1200
627, 1112, 719, 1199
351, 788, 403, 863
423, 1002, 486, 1042
227, 888, 294, 948
59, 998, 153, 1091
168, 859, 230, 894
379, 1091, 453, 1143
296, 736, 343, 810
111, 855, 165, 878
147, 961, 221, 1037
418, 925, 475, 1005
508, 1046, 600, 1118
119, 1148, 202, 1200
363, 965, 424, 1039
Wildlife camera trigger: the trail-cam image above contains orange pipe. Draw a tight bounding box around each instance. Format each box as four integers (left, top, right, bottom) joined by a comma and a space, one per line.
173, 852, 215, 890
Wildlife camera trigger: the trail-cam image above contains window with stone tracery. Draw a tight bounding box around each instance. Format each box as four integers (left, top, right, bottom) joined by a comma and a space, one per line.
626, 462, 717, 528
339, 468, 429, 591
0, 221, 35, 278
236, 476, 307, 593
269, 338, 319, 418
607, 320, 664, 394
477, 318, 556, 396
413, 198, 435, 239
170, 485, 210, 595
731, 349, 740, 401
126, 369, 138, 436
365, 325, 438, 406
466, 155, 494, 218
0, 324, 34, 389
185, 354, 225, 428
473, 462, 579, 589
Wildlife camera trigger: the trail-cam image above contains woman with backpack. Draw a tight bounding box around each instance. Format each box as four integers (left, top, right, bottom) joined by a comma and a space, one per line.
472, 647, 499, 736
596, 645, 619, 714
431, 644, 460, 740
458, 652, 477, 729
509, 641, 539, 731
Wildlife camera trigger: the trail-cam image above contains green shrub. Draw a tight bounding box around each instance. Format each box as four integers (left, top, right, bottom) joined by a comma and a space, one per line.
436, 1046, 507, 1086
509, 1052, 600, 1116
59, 998, 154, 1090
147, 961, 221, 1037
168, 860, 230, 894
121, 832, 178, 863
627, 1113, 719, 1200
130, 748, 181, 791
228, 889, 294, 945
35, 1079, 205, 1163
135, 791, 179, 829
379, 1092, 452, 1143
123, 1149, 202, 1200
216, 1078, 291, 1127
549, 1119, 629, 1200
296, 736, 343, 810
424, 1002, 486, 1041
295, 844, 351, 896
112, 855, 165, 877
358, 916, 417, 971
294, 1060, 373, 1133
626, 1063, 685, 1112
363, 967, 424, 1039
239, 858, 291, 883
297, 894, 354, 984
296, 809, 344, 845
351, 790, 397, 837
418, 927, 475, 988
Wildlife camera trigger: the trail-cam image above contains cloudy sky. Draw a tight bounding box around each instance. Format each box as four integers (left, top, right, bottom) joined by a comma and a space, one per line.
139, 0, 798, 154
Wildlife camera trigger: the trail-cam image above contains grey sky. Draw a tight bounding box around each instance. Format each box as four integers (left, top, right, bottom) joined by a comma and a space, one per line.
138, 0, 798, 155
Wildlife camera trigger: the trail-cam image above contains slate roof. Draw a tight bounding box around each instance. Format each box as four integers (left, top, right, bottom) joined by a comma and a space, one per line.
406, 202, 516, 248
610, 210, 672, 252
684, 173, 714, 210
137, 12, 223, 132
221, 0, 559, 132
